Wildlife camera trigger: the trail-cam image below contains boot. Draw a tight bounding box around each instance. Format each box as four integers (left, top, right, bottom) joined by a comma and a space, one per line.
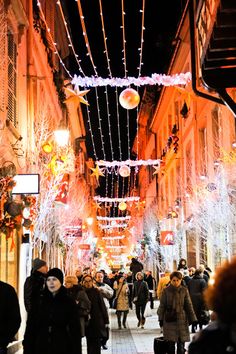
123, 311, 128, 328
117, 313, 122, 329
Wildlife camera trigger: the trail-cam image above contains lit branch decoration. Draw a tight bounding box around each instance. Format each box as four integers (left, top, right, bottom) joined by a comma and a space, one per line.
72, 73, 191, 88
97, 159, 161, 167
94, 196, 140, 203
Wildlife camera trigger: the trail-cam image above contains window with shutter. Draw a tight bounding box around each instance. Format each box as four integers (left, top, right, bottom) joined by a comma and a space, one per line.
7, 30, 17, 127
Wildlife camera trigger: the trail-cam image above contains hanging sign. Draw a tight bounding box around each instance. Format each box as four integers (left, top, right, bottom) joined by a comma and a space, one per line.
78, 244, 90, 250
160, 231, 174, 245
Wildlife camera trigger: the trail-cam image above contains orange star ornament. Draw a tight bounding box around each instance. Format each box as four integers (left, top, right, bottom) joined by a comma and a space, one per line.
90, 164, 105, 182
64, 87, 90, 106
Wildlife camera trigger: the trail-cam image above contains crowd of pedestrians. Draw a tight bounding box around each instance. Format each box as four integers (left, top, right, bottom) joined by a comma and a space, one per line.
2, 256, 236, 354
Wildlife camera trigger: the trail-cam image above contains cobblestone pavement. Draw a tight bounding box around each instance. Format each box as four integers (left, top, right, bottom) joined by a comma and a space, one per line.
82, 301, 195, 353
82, 302, 162, 354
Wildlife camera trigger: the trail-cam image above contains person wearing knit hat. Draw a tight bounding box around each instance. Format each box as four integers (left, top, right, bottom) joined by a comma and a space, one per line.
23, 267, 81, 354
32, 258, 47, 273
46, 268, 64, 295
23, 258, 48, 313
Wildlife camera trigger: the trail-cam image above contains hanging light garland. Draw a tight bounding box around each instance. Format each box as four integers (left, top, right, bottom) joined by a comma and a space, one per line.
97, 216, 131, 221
94, 196, 140, 202
97, 159, 161, 167
106, 245, 126, 249
72, 72, 191, 88
99, 224, 128, 229
102, 235, 125, 240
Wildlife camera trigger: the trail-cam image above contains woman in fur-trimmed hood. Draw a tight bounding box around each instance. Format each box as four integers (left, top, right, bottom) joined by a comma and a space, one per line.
158, 271, 197, 354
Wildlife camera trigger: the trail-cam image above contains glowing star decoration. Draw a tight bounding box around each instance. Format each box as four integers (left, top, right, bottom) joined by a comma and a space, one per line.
119, 165, 131, 177
92, 201, 102, 211
64, 87, 90, 106
90, 164, 105, 182
135, 201, 145, 213
119, 88, 140, 110
152, 165, 159, 175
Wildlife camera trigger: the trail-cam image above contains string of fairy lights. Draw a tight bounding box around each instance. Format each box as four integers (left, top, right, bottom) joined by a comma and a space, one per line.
36, 1, 192, 260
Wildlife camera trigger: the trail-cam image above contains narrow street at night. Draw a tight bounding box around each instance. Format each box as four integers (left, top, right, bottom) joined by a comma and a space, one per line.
1, 0, 236, 353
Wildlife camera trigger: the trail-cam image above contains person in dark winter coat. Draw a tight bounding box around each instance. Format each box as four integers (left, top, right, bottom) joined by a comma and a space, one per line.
158, 271, 197, 354
65, 275, 91, 338
145, 270, 156, 309
188, 257, 236, 354
177, 258, 188, 271
82, 274, 109, 354
187, 269, 208, 332
24, 258, 48, 313
0, 281, 21, 354
129, 257, 143, 282
23, 268, 81, 354
132, 272, 149, 328
94, 271, 113, 350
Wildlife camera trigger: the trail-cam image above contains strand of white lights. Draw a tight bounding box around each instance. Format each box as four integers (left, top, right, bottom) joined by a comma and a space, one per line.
115, 87, 125, 200
72, 72, 191, 87
85, 101, 99, 161
77, 0, 98, 77
97, 159, 161, 167
104, 86, 115, 203
94, 86, 109, 198
56, 0, 85, 76
106, 245, 126, 249
99, 0, 112, 78
102, 236, 125, 240
121, 0, 128, 77
134, 0, 146, 187
98, 1, 121, 206
97, 216, 131, 221
137, 0, 146, 76
99, 224, 128, 229
36, 1, 72, 78
94, 196, 140, 202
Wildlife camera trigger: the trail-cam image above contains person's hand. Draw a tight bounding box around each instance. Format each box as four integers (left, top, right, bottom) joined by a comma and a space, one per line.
159, 320, 163, 327
105, 324, 110, 328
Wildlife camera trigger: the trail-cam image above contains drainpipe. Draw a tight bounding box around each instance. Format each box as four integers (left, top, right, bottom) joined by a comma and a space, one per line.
189, 0, 223, 106
189, 0, 236, 117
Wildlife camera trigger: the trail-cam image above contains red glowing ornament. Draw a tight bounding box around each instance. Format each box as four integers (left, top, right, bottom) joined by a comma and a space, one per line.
119, 88, 140, 110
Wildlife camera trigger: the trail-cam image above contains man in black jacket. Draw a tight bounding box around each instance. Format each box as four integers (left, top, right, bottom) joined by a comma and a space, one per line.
24, 258, 48, 313
0, 281, 21, 354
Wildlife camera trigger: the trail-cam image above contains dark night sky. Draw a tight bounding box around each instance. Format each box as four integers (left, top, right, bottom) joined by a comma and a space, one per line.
64, 0, 186, 197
